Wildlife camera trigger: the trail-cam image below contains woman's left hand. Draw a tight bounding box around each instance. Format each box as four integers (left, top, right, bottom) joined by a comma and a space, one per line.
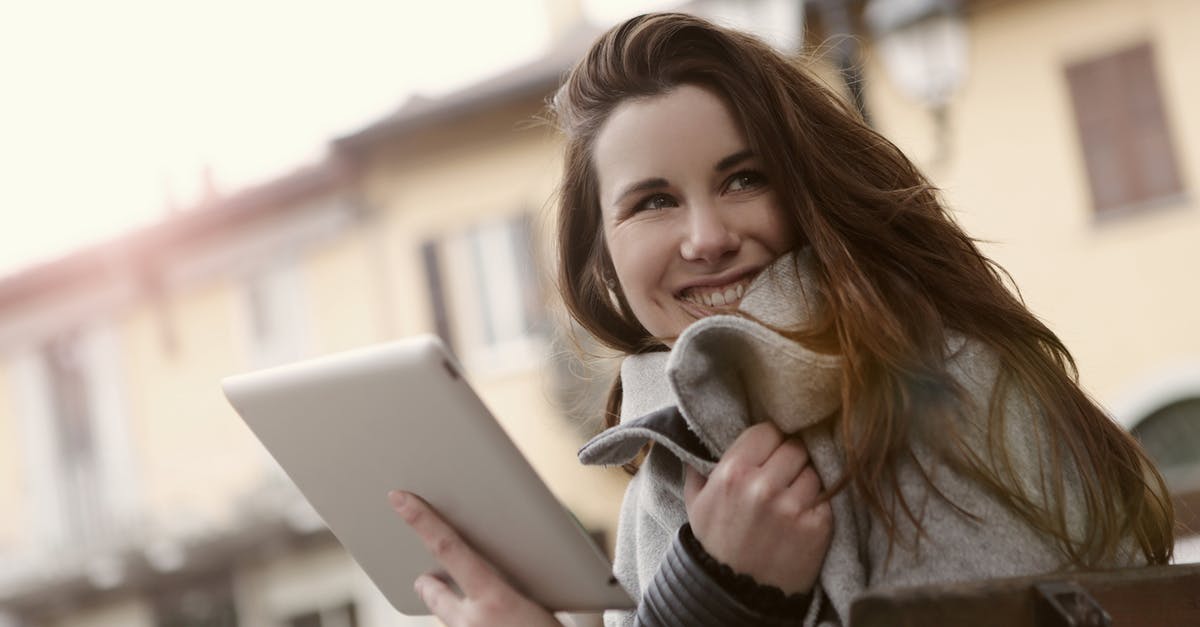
388, 490, 564, 627
683, 422, 832, 596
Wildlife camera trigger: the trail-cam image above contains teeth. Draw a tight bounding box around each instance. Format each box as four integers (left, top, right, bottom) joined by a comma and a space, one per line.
681, 279, 750, 308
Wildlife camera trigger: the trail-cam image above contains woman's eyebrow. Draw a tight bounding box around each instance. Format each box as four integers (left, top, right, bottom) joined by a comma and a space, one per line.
614, 177, 669, 205
611, 150, 754, 206
715, 149, 754, 172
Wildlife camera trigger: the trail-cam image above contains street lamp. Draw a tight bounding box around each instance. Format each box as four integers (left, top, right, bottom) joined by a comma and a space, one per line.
864, 0, 969, 164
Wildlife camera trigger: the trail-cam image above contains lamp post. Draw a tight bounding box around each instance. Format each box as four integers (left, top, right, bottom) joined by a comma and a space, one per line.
812, 0, 872, 125
864, 0, 969, 165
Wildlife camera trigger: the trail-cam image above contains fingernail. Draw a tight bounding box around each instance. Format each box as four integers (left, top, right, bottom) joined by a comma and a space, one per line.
388, 490, 407, 510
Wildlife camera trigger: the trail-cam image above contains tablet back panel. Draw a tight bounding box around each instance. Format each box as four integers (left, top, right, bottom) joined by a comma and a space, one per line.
221, 336, 632, 615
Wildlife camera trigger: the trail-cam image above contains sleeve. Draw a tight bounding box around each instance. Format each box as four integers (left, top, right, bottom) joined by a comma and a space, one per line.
633, 524, 814, 627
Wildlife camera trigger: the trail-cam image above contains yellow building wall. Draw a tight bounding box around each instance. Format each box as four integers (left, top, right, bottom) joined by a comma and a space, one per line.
302, 228, 389, 354
120, 279, 267, 534
865, 0, 1200, 410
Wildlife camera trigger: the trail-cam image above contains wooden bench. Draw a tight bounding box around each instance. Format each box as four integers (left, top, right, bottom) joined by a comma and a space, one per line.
850, 562, 1200, 626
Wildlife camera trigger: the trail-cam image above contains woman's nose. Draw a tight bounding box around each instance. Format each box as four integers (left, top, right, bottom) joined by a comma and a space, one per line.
680, 206, 739, 263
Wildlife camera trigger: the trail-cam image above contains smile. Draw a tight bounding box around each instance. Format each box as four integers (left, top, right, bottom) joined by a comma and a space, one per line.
678, 277, 753, 308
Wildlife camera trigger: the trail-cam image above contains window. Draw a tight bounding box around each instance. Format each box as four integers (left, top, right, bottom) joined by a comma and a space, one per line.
1132, 397, 1200, 477
43, 330, 106, 546
240, 262, 308, 368
1065, 42, 1184, 216
153, 573, 239, 627
420, 239, 454, 350
14, 324, 137, 554
1132, 397, 1200, 564
422, 214, 546, 371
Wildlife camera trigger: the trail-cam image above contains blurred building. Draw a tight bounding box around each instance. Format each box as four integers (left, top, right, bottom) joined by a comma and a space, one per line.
0, 0, 1196, 625
855, 0, 1200, 556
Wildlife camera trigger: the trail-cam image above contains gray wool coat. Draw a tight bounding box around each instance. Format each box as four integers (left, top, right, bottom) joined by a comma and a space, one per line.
578, 251, 1141, 627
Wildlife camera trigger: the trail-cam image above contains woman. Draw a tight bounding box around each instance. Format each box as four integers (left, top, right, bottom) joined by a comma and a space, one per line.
388, 12, 1174, 627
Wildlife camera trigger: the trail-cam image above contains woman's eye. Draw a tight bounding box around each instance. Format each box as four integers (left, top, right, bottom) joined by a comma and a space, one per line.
634, 193, 675, 212
726, 171, 766, 192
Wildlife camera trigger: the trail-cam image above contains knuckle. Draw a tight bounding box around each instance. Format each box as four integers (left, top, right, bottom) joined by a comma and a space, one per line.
478, 591, 517, 616
713, 462, 748, 489
797, 467, 822, 493
404, 505, 425, 526
431, 534, 458, 560
806, 501, 834, 531
745, 476, 776, 504
462, 605, 487, 626
773, 494, 804, 518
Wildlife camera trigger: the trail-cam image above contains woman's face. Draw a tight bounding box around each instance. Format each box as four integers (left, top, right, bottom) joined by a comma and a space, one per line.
593, 84, 796, 342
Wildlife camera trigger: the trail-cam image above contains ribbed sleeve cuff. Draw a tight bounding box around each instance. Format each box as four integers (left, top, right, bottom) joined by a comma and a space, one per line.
635, 524, 811, 627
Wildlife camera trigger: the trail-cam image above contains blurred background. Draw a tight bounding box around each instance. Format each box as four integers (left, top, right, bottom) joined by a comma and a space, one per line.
0, 0, 1197, 625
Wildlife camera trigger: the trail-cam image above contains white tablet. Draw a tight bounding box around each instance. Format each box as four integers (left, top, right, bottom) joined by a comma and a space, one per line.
221, 335, 633, 615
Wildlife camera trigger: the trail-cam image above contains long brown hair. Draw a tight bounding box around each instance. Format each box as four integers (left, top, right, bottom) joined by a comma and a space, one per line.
551, 13, 1173, 567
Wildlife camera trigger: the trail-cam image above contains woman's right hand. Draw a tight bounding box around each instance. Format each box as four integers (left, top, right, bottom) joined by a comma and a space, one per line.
389, 491, 563, 627
683, 421, 833, 596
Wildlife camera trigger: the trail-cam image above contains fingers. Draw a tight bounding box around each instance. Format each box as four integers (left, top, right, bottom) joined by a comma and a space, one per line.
760, 436, 810, 489
389, 490, 514, 599
720, 424, 812, 492
786, 465, 823, 506
722, 421, 785, 467
707, 429, 820, 520
414, 573, 465, 624
799, 498, 834, 546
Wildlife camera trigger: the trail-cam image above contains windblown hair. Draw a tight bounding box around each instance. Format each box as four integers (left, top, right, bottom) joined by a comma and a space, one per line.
550, 12, 1173, 567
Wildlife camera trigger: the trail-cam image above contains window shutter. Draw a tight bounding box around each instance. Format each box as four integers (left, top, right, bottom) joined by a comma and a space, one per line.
1065, 42, 1183, 214
510, 213, 545, 335
420, 239, 455, 353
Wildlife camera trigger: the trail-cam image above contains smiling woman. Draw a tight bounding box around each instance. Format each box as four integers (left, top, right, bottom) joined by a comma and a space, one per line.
392, 11, 1176, 627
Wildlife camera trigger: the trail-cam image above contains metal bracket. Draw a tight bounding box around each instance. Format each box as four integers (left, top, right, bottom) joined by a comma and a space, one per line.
1034, 581, 1112, 627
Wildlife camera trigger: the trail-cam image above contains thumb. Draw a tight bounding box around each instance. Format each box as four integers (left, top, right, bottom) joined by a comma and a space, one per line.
683, 465, 705, 506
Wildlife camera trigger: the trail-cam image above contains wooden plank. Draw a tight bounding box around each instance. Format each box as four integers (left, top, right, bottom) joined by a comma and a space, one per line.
850, 563, 1200, 627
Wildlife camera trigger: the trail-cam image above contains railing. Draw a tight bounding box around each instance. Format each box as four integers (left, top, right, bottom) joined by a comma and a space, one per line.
850, 562, 1200, 626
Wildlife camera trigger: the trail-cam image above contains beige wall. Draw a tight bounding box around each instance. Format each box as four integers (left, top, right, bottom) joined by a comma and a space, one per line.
302, 228, 390, 355
866, 0, 1200, 421
0, 361, 25, 552
120, 279, 268, 535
